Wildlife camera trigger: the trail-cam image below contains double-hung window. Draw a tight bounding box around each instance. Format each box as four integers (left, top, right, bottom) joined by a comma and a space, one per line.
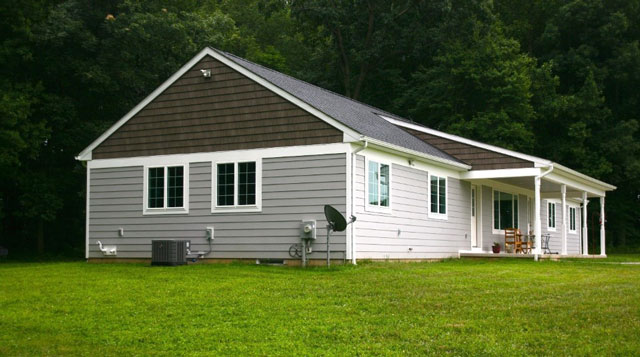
213, 161, 261, 212
569, 206, 577, 233
493, 190, 519, 231
429, 174, 447, 219
367, 160, 390, 210
548, 201, 556, 231
145, 165, 188, 214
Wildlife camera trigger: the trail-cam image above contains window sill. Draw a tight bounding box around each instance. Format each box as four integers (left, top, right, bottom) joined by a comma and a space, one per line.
569, 230, 578, 234
547, 227, 557, 232
428, 212, 448, 220
143, 208, 189, 215
212, 205, 262, 214
364, 204, 392, 214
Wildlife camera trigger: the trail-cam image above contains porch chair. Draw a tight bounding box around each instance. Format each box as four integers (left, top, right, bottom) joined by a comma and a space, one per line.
504, 228, 519, 253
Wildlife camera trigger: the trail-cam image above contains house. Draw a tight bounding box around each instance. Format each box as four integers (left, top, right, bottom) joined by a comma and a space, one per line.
76, 47, 615, 263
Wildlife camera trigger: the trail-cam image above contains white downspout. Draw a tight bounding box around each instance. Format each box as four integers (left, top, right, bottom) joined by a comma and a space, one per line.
534, 164, 554, 261
350, 138, 368, 265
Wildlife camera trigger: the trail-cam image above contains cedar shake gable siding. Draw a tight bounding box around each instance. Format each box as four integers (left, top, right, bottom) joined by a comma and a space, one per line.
404, 128, 534, 170
92, 56, 343, 159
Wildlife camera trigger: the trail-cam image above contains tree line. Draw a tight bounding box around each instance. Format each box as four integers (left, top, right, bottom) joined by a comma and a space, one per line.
1, 0, 638, 257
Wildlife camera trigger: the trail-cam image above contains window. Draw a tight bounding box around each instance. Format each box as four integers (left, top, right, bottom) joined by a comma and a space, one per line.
493, 190, 519, 230
144, 165, 187, 214
569, 206, 577, 233
429, 175, 447, 218
367, 160, 390, 208
213, 161, 259, 210
548, 202, 556, 230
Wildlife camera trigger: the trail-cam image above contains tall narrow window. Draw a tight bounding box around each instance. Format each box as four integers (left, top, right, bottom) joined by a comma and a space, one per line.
569, 206, 576, 232
367, 160, 390, 208
430, 175, 446, 217
215, 161, 257, 207
493, 190, 519, 230
148, 167, 164, 208
217, 163, 235, 206
167, 166, 184, 208
548, 202, 556, 230
145, 165, 187, 213
238, 162, 256, 206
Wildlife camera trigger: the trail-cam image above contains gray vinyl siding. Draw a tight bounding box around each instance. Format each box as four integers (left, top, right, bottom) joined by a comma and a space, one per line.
354, 155, 471, 259
89, 153, 347, 259
542, 200, 582, 254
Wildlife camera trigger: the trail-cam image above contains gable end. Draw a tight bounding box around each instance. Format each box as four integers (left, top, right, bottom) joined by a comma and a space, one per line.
404, 128, 534, 170
92, 55, 343, 159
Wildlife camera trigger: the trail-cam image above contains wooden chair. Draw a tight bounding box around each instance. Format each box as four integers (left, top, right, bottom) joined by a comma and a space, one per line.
504, 228, 518, 253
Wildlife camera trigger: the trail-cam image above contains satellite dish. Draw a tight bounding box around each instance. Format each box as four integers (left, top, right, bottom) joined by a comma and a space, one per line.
324, 205, 347, 232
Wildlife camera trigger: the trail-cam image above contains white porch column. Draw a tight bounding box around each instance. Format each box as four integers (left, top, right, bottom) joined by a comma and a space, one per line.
582, 192, 589, 255
534, 177, 542, 259
600, 197, 606, 256
561, 185, 567, 255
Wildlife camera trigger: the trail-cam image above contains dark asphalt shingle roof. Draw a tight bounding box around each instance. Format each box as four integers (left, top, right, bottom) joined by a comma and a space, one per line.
214, 49, 464, 165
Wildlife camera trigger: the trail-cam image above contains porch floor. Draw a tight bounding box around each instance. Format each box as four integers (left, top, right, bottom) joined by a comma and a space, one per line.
459, 252, 606, 259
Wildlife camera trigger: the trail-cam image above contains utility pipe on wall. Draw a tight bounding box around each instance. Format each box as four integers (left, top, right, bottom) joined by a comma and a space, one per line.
350, 138, 368, 265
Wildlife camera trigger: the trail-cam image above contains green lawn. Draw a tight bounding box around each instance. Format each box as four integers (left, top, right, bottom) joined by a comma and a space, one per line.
1, 257, 639, 356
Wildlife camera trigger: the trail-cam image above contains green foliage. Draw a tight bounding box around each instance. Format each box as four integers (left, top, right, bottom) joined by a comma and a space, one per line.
0, 0, 639, 253
0, 259, 639, 354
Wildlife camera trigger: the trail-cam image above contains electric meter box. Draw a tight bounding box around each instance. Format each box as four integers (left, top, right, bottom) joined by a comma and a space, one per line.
300, 220, 317, 240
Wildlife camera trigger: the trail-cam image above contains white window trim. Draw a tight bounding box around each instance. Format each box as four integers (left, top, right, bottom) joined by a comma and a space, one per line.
428, 173, 448, 220
143, 164, 189, 215
364, 158, 392, 213
491, 188, 520, 234
568, 205, 578, 234
547, 201, 557, 231
211, 159, 262, 213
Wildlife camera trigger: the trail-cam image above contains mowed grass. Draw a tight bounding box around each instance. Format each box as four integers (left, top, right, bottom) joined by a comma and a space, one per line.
1, 257, 639, 356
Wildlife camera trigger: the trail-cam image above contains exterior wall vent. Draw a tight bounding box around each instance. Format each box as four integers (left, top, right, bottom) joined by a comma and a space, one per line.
151, 240, 188, 266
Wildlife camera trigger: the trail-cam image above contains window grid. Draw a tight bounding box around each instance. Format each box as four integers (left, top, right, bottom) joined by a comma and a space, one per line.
548, 202, 556, 229
167, 166, 184, 208
238, 162, 256, 206
569, 207, 576, 231
430, 175, 446, 215
217, 163, 235, 206
148, 168, 164, 208
367, 161, 390, 208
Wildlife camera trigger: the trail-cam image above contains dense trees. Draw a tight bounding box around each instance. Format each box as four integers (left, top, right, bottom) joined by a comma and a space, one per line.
0, 0, 638, 256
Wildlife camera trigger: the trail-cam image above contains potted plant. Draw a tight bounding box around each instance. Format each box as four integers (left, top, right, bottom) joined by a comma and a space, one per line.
492, 242, 501, 254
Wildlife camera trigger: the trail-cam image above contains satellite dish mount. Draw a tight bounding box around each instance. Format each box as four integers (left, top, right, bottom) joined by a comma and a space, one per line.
322, 205, 356, 268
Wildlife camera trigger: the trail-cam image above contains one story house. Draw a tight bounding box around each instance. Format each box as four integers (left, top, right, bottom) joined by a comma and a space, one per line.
77, 47, 615, 263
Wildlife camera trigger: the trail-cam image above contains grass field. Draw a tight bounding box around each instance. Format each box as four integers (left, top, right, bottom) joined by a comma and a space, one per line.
1, 257, 639, 356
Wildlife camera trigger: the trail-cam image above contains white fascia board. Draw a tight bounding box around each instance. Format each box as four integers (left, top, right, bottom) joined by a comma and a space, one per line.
361, 136, 471, 171
76, 47, 361, 161
382, 116, 548, 165
461, 168, 541, 180
544, 172, 606, 197
87, 142, 351, 169
551, 163, 616, 191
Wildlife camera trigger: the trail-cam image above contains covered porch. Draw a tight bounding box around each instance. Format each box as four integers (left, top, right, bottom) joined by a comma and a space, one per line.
459, 164, 615, 259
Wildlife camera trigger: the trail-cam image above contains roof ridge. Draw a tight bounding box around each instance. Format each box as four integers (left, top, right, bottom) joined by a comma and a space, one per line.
214, 48, 412, 123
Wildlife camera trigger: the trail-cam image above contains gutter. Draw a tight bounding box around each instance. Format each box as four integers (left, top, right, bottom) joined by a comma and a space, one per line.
350, 138, 368, 265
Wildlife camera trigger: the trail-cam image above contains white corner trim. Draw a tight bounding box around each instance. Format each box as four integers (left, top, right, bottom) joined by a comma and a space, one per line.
76, 48, 361, 161
85, 165, 90, 259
